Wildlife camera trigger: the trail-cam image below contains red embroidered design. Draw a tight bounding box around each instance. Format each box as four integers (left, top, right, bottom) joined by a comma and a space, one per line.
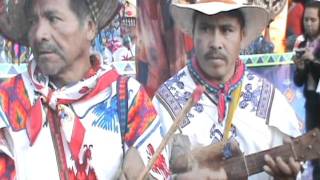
69, 145, 97, 180
0, 153, 15, 180
125, 87, 157, 146
146, 144, 170, 178
0, 75, 31, 131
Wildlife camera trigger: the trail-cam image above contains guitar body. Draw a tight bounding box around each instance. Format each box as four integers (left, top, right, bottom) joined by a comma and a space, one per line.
170, 134, 246, 179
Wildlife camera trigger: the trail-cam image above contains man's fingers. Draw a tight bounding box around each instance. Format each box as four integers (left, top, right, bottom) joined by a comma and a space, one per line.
288, 157, 301, 175
263, 165, 274, 176
264, 154, 280, 175
275, 156, 292, 175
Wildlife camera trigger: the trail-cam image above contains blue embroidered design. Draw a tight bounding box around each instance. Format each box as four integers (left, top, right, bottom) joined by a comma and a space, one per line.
176, 91, 191, 104
176, 81, 185, 89
92, 96, 119, 132
194, 103, 204, 113
174, 88, 204, 115
239, 83, 262, 111
210, 124, 237, 144
165, 71, 187, 87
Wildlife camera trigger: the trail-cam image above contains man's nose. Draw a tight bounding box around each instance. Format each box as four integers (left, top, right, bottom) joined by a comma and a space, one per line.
208, 31, 223, 50
32, 20, 50, 42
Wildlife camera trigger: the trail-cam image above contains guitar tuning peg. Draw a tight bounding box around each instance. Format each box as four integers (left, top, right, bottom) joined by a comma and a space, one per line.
307, 145, 313, 150
312, 132, 317, 137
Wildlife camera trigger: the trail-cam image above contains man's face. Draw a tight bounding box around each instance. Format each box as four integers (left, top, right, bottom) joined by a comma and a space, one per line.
28, 0, 92, 76
303, 7, 320, 38
193, 13, 244, 83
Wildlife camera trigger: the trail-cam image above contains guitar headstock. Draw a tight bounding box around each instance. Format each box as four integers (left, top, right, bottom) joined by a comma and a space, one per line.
293, 128, 320, 161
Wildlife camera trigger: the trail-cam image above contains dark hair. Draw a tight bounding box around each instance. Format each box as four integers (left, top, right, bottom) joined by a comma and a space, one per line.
25, 0, 92, 26
302, 1, 320, 39
69, 0, 92, 25
192, 9, 245, 35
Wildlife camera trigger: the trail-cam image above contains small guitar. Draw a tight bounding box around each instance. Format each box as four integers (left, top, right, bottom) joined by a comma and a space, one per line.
171, 128, 320, 179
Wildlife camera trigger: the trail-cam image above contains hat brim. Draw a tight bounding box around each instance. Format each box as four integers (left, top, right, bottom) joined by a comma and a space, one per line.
171, 2, 270, 49
0, 0, 121, 46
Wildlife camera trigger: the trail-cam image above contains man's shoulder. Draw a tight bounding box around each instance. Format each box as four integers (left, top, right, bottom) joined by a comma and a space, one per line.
240, 70, 276, 119
157, 66, 190, 91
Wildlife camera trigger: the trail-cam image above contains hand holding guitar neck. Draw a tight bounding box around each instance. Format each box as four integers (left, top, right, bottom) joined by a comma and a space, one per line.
171, 128, 320, 179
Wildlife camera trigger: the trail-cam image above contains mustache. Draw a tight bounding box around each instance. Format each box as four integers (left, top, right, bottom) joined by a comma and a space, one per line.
34, 42, 61, 57
204, 50, 227, 60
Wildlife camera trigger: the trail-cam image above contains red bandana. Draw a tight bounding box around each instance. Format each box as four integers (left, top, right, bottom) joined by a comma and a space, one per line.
189, 57, 245, 122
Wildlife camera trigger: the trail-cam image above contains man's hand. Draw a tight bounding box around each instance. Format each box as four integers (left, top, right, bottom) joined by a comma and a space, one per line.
293, 56, 306, 70
263, 155, 301, 180
175, 167, 227, 180
293, 48, 309, 70
263, 137, 301, 180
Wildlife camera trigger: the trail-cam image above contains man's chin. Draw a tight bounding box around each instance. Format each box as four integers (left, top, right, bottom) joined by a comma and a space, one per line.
37, 63, 60, 76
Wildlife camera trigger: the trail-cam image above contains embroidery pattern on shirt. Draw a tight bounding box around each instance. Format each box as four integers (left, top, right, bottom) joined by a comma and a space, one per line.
92, 96, 119, 133
0, 75, 30, 131
68, 144, 97, 179
210, 122, 237, 144
146, 144, 171, 178
239, 72, 274, 120
257, 79, 274, 120
158, 83, 191, 128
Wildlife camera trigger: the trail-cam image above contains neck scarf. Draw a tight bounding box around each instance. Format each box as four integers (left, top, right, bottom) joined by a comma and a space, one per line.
26, 55, 119, 160
188, 57, 245, 122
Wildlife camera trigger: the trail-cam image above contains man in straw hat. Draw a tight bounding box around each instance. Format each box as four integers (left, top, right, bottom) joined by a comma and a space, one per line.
153, 0, 303, 179
0, 0, 170, 179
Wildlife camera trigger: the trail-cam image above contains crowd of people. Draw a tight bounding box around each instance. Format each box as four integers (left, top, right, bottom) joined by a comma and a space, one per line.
0, 0, 318, 180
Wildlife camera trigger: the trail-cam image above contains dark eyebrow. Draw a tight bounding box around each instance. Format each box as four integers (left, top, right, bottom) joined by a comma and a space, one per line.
43, 10, 61, 17
28, 8, 61, 18
199, 21, 235, 29
221, 24, 235, 29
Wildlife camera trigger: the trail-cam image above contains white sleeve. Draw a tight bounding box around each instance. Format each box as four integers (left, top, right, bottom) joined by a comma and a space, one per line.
268, 88, 302, 138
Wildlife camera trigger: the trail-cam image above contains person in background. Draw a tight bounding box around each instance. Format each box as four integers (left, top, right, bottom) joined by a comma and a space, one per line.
293, 1, 320, 179
286, 0, 305, 51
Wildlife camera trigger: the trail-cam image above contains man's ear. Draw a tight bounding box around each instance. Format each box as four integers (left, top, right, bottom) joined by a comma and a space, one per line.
86, 19, 97, 41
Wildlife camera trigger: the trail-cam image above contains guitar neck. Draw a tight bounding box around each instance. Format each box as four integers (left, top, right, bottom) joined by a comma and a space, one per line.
170, 129, 320, 179
223, 143, 297, 179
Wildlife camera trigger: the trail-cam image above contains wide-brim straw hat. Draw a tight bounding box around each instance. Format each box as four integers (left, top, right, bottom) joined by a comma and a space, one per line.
171, 0, 270, 49
0, 0, 122, 46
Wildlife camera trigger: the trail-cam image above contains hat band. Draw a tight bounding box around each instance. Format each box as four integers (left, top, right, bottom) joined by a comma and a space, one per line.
85, 0, 99, 23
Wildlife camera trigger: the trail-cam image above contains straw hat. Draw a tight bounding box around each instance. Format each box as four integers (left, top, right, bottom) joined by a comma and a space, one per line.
0, 0, 122, 45
170, 0, 270, 48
